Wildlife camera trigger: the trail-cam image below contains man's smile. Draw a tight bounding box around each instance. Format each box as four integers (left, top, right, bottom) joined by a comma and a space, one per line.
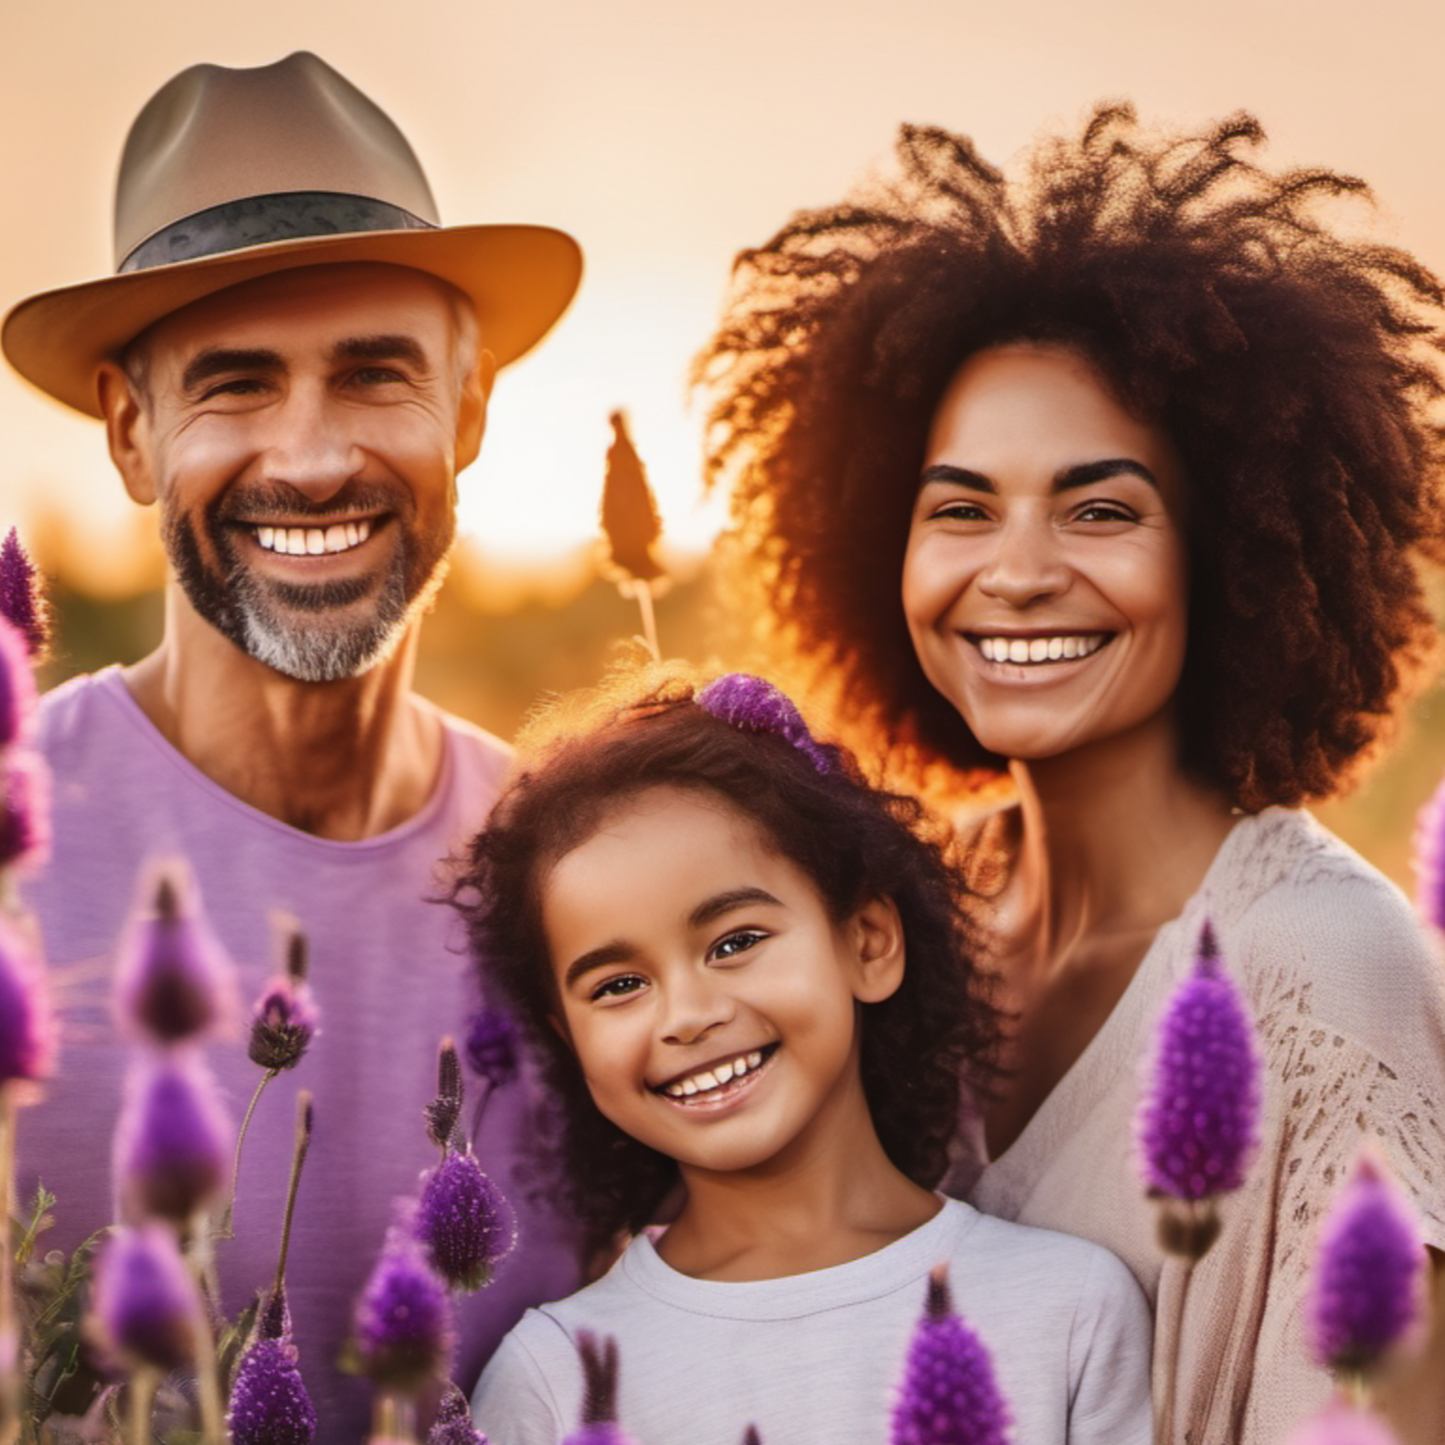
251, 518, 377, 557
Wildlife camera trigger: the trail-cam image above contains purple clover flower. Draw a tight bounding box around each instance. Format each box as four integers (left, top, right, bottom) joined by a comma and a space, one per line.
1285, 1403, 1402, 1445
562, 1333, 637, 1445
114, 1051, 232, 1223
415, 1150, 516, 1292
1308, 1146, 1424, 1375
1137, 920, 1261, 1204
427, 1381, 489, 1444
249, 931, 318, 1072
0, 914, 52, 1088
114, 866, 238, 1044
695, 675, 836, 776
464, 1006, 519, 1092
0, 748, 49, 874
0, 615, 35, 751
890, 1266, 1011, 1445
89, 1223, 203, 1372
353, 1225, 453, 1391
0, 530, 45, 658
228, 1288, 317, 1445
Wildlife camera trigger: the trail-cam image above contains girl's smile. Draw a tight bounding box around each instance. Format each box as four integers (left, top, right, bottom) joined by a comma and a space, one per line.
542, 786, 903, 1181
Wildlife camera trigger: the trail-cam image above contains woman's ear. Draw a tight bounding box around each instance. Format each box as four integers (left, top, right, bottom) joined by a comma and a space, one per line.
848, 896, 906, 1004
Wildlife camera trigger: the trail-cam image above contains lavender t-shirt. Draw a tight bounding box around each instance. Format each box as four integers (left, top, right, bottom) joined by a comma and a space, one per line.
19, 667, 580, 1440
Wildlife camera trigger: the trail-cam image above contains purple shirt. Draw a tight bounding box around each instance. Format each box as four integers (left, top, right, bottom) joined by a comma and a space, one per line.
19, 667, 580, 1439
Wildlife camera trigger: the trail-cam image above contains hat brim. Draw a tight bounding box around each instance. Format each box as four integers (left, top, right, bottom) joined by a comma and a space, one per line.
1, 222, 582, 417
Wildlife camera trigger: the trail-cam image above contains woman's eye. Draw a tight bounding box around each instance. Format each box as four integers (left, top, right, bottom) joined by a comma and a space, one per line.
1073, 500, 1138, 524
710, 928, 768, 962
927, 498, 990, 523
589, 973, 646, 1002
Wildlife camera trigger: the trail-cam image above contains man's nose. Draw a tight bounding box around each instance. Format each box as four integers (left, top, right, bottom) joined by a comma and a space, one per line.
659, 972, 735, 1047
258, 388, 366, 502
976, 516, 1070, 608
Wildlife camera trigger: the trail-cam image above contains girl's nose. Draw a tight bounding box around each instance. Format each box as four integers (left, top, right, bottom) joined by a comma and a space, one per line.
976, 516, 1069, 608
659, 973, 735, 1047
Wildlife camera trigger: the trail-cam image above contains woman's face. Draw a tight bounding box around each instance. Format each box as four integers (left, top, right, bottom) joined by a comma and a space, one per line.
901, 344, 1190, 764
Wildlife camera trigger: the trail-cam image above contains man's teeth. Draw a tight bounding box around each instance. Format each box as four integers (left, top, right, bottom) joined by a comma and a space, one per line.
255, 519, 373, 556
978, 634, 1107, 664
663, 1049, 766, 1099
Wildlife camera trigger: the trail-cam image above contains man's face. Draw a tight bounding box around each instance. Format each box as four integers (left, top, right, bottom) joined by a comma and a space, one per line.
111, 263, 485, 681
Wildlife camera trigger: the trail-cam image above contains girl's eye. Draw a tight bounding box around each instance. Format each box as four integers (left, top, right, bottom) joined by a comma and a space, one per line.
709, 928, 768, 963
589, 973, 647, 1003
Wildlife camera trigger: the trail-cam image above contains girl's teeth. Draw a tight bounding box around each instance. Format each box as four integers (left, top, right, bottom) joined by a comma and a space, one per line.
255, 519, 373, 556
665, 1049, 768, 1099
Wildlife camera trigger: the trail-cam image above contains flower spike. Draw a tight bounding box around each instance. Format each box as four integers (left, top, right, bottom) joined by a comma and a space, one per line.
249, 925, 319, 1072
89, 1223, 204, 1373
562, 1332, 637, 1444
0, 529, 46, 658
227, 1284, 318, 1445
426, 1037, 465, 1152
415, 1150, 517, 1292
353, 1224, 454, 1392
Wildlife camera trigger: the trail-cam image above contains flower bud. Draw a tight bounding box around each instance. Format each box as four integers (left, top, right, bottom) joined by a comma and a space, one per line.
0, 529, 46, 659
89, 1223, 204, 1372
353, 1226, 453, 1392
249, 930, 318, 1072
427, 1381, 489, 1445
415, 1151, 516, 1292
0, 915, 52, 1089
0, 748, 49, 875
228, 1288, 318, 1445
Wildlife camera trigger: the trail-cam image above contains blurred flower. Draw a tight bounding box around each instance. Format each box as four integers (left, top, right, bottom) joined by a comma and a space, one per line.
415, 1150, 516, 1292
114, 865, 238, 1044
741, 1430, 761, 1445
0, 914, 52, 1088
249, 928, 318, 1072
1413, 776, 1445, 930
0, 616, 35, 751
464, 1007, 519, 1092
114, 1050, 232, 1223
427, 1381, 489, 1445
1284, 1403, 1402, 1445
0, 529, 45, 659
228, 1287, 318, 1445
425, 1037, 464, 1152
563, 1333, 636, 1445
353, 1225, 453, 1392
890, 1265, 1011, 1445
0, 748, 49, 874
600, 411, 665, 586
1137, 920, 1261, 1211
1309, 1145, 1425, 1376
89, 1223, 204, 1372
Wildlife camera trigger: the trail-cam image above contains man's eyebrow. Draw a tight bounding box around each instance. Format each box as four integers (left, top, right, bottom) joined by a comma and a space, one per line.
918, 458, 1159, 493
330, 334, 430, 370
181, 347, 283, 393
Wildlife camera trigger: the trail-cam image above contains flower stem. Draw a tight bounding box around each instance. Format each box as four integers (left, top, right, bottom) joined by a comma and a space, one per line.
372, 1388, 418, 1443
128, 1368, 157, 1445
1155, 1259, 1195, 1445
273, 1091, 313, 1300
184, 1219, 227, 1445
218, 1069, 277, 1239
633, 584, 660, 663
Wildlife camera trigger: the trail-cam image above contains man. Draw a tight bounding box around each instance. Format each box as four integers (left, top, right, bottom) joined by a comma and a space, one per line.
1, 53, 582, 1435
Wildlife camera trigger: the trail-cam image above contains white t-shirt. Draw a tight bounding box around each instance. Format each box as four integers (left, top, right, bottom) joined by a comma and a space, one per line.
472, 1198, 1151, 1445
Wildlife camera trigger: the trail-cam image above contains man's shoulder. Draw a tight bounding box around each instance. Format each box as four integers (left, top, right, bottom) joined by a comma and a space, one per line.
33, 665, 136, 759
420, 698, 513, 803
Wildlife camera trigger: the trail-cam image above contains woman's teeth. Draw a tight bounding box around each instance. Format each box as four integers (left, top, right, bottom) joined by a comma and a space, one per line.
977, 633, 1107, 664
254, 519, 373, 556
662, 1049, 766, 1099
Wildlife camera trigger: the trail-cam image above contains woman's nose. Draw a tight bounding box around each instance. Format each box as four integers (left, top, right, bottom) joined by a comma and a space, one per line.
976, 517, 1069, 607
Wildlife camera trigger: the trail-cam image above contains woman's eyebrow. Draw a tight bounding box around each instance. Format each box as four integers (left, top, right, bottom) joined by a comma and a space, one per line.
919, 462, 992, 492
1054, 458, 1159, 492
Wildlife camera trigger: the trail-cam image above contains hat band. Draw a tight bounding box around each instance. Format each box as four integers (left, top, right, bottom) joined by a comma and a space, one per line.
119, 191, 437, 273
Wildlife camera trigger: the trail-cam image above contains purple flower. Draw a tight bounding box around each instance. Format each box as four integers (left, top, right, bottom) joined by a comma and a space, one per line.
114, 865, 237, 1043
695, 675, 836, 776
1137, 920, 1261, 1203
0, 529, 45, 658
425, 1038, 464, 1151
415, 1151, 516, 1292
353, 1225, 453, 1391
229, 1290, 316, 1445
1285, 1403, 1402, 1445
562, 1333, 637, 1445
89, 1223, 203, 1372
1309, 1145, 1424, 1375
428, 1381, 489, 1444
0, 615, 35, 750
114, 1051, 232, 1223
890, 1266, 1011, 1445
249, 930, 318, 1072
0, 748, 50, 874
0, 914, 52, 1088
1413, 776, 1445, 931
464, 1006, 519, 1092
741, 1430, 762, 1445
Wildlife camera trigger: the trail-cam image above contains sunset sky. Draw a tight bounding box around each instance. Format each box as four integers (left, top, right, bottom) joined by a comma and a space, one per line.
5, 0, 1445, 584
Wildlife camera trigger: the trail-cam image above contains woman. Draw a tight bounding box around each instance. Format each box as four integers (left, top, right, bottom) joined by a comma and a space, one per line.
696, 108, 1445, 1442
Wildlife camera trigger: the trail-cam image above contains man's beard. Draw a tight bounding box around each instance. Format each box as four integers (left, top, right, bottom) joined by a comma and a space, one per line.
162, 481, 454, 682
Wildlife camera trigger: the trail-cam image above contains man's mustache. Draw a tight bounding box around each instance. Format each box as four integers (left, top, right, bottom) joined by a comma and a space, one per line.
213, 480, 409, 524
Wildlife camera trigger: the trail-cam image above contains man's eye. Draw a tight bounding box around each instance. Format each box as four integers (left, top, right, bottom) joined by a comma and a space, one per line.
350, 366, 406, 386
590, 973, 646, 1002
710, 929, 768, 962
200, 378, 268, 400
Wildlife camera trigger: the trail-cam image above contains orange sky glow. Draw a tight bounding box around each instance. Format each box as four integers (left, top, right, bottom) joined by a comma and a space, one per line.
5, 0, 1445, 590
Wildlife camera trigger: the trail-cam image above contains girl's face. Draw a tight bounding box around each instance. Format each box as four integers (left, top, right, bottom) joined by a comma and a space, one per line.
541, 785, 903, 1181
901, 344, 1190, 764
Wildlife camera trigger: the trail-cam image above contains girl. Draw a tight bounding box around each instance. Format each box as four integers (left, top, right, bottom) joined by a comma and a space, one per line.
456, 670, 1150, 1445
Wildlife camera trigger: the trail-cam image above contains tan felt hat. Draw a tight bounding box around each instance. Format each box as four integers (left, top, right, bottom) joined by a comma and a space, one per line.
1, 51, 582, 417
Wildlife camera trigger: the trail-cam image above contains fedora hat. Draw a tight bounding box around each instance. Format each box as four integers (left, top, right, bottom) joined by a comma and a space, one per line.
1, 52, 582, 417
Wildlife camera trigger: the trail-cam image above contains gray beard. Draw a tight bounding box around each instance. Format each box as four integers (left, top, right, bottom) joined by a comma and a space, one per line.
162, 483, 452, 683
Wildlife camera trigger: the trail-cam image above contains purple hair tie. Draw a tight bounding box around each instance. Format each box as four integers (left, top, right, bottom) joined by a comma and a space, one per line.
695, 674, 836, 775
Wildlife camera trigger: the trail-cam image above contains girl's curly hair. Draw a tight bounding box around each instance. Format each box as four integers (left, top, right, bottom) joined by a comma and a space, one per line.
451, 668, 999, 1255
695, 106, 1445, 808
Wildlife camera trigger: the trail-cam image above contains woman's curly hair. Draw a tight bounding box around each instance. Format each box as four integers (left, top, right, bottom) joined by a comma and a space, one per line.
695, 106, 1445, 808
451, 668, 999, 1255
